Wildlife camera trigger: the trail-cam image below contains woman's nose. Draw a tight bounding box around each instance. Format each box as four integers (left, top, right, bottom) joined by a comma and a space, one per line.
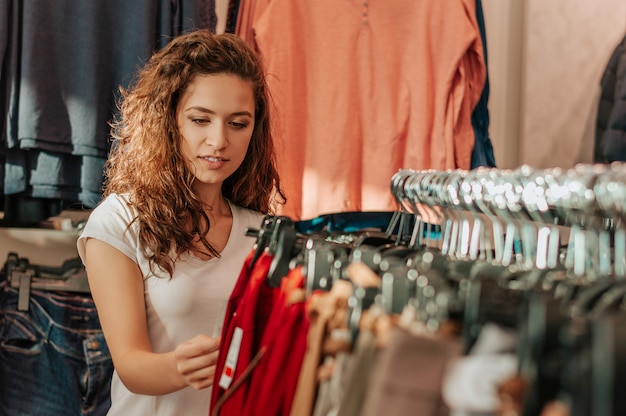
205, 124, 228, 149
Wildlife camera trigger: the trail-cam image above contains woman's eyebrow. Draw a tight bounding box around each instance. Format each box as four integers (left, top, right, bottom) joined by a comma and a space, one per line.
184, 106, 253, 117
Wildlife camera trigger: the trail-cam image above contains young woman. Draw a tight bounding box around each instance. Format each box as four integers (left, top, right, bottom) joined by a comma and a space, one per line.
77, 29, 284, 415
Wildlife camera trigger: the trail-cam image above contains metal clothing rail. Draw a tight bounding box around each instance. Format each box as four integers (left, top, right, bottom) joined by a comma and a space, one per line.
389, 163, 626, 279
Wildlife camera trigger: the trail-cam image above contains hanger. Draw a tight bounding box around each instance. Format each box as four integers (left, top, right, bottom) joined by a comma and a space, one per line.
388, 169, 419, 246
378, 256, 417, 315
516, 282, 570, 416
377, 171, 469, 324
460, 261, 528, 353
4, 252, 91, 311
346, 284, 379, 344
245, 214, 277, 269
303, 237, 350, 296
265, 216, 304, 288
594, 163, 626, 278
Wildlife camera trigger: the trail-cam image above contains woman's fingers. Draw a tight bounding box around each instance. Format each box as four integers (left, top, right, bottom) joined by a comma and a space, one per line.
174, 335, 222, 389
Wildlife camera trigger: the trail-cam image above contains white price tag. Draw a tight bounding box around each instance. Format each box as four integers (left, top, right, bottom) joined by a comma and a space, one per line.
218, 327, 243, 389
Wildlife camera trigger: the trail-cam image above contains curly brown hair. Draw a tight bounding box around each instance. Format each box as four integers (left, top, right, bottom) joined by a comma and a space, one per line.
105, 29, 285, 277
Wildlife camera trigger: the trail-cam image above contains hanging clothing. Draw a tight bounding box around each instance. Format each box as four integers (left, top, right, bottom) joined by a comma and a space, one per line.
360, 325, 461, 416
292, 280, 354, 416
241, 266, 308, 416
225, 0, 242, 33
0, 0, 216, 222
211, 252, 280, 415
470, 0, 496, 169
211, 164, 626, 416
595, 33, 626, 163
238, 0, 486, 219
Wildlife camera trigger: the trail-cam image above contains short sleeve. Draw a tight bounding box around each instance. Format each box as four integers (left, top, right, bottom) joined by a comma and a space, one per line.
77, 194, 141, 266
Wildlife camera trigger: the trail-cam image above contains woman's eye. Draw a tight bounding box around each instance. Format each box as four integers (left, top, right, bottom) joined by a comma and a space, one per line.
191, 118, 209, 124
230, 121, 249, 129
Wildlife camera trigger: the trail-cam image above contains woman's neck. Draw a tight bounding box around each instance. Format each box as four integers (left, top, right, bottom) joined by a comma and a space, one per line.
193, 184, 229, 218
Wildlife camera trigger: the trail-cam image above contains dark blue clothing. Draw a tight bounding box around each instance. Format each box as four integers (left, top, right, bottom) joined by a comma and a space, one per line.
470, 0, 497, 169
595, 34, 626, 163
226, 0, 241, 34
0, 281, 113, 415
0, 0, 216, 222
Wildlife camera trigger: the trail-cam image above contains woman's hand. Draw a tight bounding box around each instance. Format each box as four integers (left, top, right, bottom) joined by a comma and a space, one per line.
174, 334, 221, 390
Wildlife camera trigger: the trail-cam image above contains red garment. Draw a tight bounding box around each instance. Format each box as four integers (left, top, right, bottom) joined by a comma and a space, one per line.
210, 252, 280, 415
216, 249, 255, 343
240, 0, 486, 219
242, 266, 309, 415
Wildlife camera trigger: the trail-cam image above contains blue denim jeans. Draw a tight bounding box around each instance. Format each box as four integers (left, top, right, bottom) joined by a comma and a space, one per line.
0, 281, 113, 415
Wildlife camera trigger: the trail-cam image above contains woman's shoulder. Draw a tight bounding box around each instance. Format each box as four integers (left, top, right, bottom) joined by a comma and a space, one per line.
78, 193, 141, 264
84, 193, 137, 228
96, 192, 130, 208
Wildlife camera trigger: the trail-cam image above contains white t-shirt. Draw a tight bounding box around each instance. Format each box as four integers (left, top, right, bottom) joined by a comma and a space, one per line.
77, 193, 265, 416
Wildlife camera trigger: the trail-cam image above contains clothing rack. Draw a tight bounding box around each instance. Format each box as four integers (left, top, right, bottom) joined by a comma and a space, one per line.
388, 163, 626, 415
390, 164, 623, 274
213, 162, 626, 416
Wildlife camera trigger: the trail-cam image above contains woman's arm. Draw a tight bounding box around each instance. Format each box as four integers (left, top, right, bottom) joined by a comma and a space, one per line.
83, 238, 220, 395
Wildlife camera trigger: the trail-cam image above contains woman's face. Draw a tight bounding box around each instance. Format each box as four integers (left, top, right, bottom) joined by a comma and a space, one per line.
176, 73, 255, 195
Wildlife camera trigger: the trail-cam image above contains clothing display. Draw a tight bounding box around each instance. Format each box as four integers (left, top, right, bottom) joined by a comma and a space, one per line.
0, 0, 216, 225
76, 193, 264, 416
209, 163, 626, 416
1, 0, 496, 222
0, 253, 113, 416
234, 0, 488, 219
4, 2, 624, 415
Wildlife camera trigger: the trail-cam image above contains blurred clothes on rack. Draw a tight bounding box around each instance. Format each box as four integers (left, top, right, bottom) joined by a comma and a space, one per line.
294, 211, 395, 234
212, 163, 626, 416
209, 210, 466, 416
443, 323, 517, 414
595, 33, 626, 163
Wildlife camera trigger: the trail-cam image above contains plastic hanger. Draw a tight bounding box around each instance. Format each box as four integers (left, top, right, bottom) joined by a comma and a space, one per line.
303, 238, 350, 296
265, 216, 303, 287
4, 252, 91, 311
